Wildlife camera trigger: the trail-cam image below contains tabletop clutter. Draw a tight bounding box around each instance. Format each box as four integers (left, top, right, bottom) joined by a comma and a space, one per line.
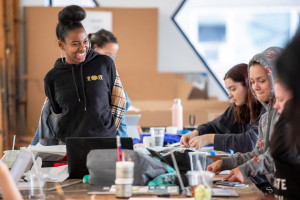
0, 124, 237, 200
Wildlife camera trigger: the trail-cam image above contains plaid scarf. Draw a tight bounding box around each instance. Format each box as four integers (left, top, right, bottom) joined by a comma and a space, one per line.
111, 71, 127, 131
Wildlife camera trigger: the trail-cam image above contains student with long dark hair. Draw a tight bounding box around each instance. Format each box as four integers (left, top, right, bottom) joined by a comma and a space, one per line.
270, 33, 300, 199
181, 63, 264, 153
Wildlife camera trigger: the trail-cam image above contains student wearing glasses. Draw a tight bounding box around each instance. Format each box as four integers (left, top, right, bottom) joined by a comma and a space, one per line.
89, 29, 131, 137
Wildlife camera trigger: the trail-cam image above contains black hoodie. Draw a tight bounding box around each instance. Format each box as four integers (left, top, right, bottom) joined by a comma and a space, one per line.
44, 50, 117, 142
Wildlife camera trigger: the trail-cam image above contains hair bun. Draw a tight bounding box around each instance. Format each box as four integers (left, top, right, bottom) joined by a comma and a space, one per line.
58, 5, 86, 25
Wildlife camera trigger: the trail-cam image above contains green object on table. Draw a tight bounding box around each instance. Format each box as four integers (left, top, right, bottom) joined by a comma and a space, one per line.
83, 175, 89, 184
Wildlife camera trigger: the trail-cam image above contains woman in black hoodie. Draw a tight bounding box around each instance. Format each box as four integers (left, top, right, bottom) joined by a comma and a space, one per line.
270, 32, 300, 199
44, 5, 126, 143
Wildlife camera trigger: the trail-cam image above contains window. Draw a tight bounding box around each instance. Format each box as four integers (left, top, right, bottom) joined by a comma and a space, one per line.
173, 0, 300, 94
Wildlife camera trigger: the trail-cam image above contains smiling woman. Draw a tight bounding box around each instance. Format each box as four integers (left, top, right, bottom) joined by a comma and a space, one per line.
41, 5, 127, 143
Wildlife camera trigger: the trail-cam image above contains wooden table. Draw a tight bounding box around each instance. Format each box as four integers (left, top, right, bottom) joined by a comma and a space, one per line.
21, 178, 264, 200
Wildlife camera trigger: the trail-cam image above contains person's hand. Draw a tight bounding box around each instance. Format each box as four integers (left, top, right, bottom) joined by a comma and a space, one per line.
189, 134, 215, 150
224, 168, 245, 183
180, 130, 199, 147
207, 160, 222, 174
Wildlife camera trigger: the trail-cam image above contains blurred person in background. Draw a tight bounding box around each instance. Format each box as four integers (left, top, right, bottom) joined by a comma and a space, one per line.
89, 29, 131, 137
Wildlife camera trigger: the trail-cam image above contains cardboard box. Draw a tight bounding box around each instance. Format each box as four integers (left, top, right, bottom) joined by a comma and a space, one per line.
127, 100, 229, 128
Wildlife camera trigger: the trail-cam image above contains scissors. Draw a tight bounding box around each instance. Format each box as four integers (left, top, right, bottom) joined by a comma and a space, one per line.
189, 114, 196, 126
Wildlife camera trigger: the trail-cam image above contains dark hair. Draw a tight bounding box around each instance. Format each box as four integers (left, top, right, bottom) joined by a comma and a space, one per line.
89, 29, 118, 48
276, 32, 300, 152
56, 5, 86, 42
249, 60, 261, 68
224, 63, 261, 124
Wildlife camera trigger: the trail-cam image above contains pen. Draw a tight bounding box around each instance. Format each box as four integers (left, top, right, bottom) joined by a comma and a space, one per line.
116, 136, 122, 161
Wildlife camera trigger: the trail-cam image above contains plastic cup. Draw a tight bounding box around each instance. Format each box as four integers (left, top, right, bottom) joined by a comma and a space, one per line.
143, 136, 154, 148
150, 127, 165, 147
188, 152, 207, 171
1, 150, 20, 168
28, 172, 46, 200
187, 171, 214, 199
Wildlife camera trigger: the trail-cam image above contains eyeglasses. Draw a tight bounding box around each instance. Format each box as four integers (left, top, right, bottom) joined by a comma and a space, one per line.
104, 52, 118, 61
110, 55, 118, 60
95, 48, 118, 60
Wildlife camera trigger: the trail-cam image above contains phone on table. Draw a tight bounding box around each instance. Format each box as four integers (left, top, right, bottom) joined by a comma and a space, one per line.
216, 180, 240, 187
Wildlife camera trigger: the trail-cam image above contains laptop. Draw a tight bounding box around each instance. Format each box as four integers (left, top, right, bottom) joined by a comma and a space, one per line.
124, 115, 141, 139
66, 137, 134, 178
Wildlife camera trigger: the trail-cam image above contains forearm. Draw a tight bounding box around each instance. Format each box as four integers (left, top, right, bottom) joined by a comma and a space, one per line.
214, 131, 258, 153
0, 162, 23, 200
221, 148, 264, 170
238, 149, 274, 179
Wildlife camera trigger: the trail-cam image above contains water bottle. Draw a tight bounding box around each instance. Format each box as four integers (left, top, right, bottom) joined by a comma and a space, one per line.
172, 98, 183, 130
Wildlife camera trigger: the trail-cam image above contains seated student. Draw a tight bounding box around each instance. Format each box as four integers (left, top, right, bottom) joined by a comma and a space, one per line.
270, 34, 300, 199
180, 63, 264, 153
89, 29, 131, 137
0, 161, 23, 200
31, 29, 129, 145
207, 47, 282, 185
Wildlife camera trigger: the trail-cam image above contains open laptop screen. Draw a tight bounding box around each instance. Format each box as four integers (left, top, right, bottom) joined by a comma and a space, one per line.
66, 137, 133, 178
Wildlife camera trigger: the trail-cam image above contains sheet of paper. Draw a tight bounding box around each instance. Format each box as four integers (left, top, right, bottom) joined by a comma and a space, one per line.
25, 143, 66, 153
24, 163, 69, 183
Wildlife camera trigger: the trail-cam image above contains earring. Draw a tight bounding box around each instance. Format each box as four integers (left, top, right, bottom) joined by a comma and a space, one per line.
88, 40, 91, 53
60, 50, 66, 65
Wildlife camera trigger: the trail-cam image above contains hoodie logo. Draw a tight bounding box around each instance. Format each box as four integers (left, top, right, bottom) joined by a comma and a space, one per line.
86, 75, 103, 81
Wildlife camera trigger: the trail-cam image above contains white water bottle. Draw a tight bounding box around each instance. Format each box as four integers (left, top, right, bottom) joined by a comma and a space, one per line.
172, 98, 183, 130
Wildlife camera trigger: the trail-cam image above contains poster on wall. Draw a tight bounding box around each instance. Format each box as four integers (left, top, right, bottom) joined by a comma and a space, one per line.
82, 11, 112, 34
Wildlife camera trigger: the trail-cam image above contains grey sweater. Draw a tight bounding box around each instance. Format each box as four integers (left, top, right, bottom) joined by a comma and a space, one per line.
221, 47, 282, 184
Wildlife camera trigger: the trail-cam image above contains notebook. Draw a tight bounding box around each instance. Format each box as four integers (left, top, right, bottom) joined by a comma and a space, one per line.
66, 137, 134, 178
125, 115, 141, 139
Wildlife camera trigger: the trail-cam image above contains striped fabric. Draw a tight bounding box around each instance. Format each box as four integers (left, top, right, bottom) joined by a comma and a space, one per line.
111, 71, 127, 131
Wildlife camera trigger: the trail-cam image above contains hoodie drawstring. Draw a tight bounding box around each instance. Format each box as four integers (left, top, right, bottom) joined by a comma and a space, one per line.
80, 64, 87, 111
71, 65, 81, 103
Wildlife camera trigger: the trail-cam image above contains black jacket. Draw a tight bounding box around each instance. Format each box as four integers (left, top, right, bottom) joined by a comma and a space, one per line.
270, 105, 300, 200
44, 50, 117, 142
196, 104, 265, 153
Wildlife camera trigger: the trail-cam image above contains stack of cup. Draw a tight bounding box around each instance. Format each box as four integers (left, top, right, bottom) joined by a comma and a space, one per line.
115, 161, 134, 198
